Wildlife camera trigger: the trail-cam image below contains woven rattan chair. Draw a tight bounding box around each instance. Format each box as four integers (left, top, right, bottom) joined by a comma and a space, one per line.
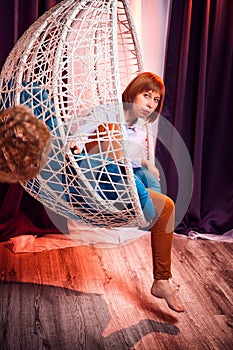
0, 0, 155, 228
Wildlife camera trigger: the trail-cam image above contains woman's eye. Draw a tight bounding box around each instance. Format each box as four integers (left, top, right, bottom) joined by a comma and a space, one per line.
154, 98, 160, 103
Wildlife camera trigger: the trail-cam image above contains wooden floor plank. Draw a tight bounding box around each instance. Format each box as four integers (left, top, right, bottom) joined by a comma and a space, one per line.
0, 233, 232, 349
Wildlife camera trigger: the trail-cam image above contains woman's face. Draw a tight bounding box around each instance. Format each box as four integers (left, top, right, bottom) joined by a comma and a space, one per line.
130, 90, 161, 121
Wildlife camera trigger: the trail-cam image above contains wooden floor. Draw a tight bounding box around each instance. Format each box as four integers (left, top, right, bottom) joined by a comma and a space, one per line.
0, 232, 232, 349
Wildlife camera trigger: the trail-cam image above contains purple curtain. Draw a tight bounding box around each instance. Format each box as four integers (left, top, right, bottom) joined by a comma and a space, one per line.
0, 0, 65, 242
157, 0, 233, 234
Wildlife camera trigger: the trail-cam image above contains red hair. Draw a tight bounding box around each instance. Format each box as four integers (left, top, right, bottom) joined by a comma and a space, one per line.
122, 72, 165, 122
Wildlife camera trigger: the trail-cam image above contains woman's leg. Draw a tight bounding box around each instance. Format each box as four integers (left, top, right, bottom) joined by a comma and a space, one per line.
147, 190, 184, 312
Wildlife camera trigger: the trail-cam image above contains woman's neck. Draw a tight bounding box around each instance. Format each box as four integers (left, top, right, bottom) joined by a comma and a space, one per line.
124, 110, 138, 126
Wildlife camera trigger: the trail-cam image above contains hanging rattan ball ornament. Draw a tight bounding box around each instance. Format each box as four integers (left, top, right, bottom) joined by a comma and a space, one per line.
0, 105, 51, 183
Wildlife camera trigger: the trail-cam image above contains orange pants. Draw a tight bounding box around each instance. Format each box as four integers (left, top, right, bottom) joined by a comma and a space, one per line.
147, 190, 174, 280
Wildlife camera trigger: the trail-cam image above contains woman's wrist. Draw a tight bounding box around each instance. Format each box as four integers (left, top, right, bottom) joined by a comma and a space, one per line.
141, 159, 148, 167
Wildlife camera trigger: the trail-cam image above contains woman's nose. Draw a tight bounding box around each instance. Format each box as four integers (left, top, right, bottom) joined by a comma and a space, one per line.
147, 100, 153, 109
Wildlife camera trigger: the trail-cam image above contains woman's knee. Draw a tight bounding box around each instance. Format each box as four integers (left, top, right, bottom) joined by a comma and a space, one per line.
148, 191, 175, 232
148, 190, 174, 213
164, 195, 175, 214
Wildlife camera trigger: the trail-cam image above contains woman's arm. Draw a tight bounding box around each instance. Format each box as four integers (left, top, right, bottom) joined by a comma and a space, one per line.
86, 123, 123, 160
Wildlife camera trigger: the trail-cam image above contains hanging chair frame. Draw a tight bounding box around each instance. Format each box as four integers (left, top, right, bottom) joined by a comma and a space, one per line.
0, 0, 155, 228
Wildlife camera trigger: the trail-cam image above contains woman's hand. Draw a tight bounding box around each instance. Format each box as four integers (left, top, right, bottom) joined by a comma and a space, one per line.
67, 141, 82, 154
141, 159, 160, 180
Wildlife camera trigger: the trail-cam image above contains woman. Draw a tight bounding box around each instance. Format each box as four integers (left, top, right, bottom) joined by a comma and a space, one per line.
124, 73, 184, 311
84, 72, 184, 312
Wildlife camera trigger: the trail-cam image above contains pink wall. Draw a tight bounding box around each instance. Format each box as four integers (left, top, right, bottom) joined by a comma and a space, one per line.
128, 0, 171, 77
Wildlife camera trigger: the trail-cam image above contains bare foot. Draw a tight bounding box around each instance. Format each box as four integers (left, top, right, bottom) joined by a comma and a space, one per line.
151, 279, 185, 313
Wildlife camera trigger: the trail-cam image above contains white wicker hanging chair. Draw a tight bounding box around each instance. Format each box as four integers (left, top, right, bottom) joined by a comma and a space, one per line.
0, 0, 155, 229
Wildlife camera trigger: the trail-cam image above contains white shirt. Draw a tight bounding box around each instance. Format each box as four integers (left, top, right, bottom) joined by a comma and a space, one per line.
125, 120, 148, 167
